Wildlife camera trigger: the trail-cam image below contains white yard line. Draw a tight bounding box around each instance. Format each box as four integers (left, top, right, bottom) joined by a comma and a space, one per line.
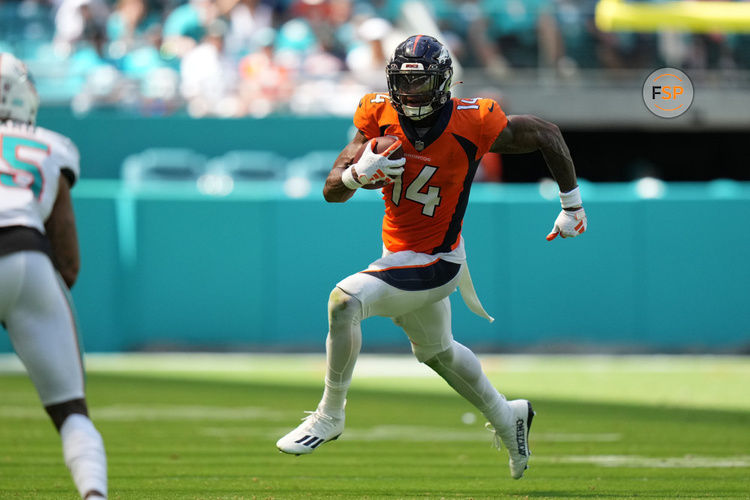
536, 455, 750, 468
0, 404, 293, 421
334, 426, 622, 443
196, 425, 622, 444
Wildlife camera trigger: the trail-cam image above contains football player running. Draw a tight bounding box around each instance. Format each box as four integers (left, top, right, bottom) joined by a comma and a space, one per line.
0, 53, 108, 499
277, 35, 586, 479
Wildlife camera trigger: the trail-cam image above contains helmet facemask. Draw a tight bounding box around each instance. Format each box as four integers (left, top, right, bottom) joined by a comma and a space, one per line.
387, 68, 452, 120
386, 36, 453, 121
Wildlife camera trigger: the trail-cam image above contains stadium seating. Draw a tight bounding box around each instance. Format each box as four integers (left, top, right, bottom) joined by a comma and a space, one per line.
121, 148, 207, 185
205, 150, 288, 182
285, 150, 339, 183
120, 148, 342, 192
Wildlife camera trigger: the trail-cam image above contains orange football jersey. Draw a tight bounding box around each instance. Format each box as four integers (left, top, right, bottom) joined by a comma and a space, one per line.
354, 93, 508, 254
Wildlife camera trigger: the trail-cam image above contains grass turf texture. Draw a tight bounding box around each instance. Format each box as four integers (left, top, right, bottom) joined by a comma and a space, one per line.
0, 354, 749, 499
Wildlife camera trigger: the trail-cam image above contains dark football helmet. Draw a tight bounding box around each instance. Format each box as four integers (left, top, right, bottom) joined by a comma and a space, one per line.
386, 35, 453, 121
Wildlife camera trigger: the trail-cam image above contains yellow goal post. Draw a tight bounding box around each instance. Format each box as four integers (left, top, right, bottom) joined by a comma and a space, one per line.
596, 0, 750, 33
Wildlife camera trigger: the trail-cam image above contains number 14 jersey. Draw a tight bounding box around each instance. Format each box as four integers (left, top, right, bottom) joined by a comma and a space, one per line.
354, 93, 508, 255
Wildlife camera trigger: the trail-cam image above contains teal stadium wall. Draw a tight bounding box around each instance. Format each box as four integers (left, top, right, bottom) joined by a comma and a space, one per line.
33, 108, 355, 179
0, 111, 748, 353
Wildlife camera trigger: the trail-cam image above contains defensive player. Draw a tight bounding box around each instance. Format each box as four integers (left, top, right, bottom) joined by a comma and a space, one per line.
0, 53, 108, 499
276, 35, 587, 479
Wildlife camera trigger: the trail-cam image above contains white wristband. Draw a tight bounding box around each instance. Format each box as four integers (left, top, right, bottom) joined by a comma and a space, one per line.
559, 186, 582, 209
341, 165, 361, 190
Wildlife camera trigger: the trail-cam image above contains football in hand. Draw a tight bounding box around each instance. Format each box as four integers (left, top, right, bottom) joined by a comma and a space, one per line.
353, 135, 404, 189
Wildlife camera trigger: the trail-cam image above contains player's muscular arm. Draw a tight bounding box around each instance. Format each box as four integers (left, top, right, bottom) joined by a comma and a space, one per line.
490, 114, 579, 199
44, 176, 80, 289
323, 130, 370, 203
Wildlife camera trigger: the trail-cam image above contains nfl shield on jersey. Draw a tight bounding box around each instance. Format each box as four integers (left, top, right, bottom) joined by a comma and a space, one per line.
0, 122, 80, 232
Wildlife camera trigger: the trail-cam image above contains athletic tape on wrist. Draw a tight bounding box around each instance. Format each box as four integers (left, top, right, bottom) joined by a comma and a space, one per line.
559, 186, 582, 208
341, 165, 361, 190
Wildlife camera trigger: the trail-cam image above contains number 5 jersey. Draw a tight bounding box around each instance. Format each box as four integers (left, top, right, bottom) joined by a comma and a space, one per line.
0, 122, 80, 233
354, 94, 507, 255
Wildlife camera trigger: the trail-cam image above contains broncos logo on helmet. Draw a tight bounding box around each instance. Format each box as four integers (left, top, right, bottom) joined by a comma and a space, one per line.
386, 35, 453, 121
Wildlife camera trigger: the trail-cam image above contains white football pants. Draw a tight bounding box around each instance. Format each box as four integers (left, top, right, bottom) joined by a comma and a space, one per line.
321, 249, 511, 430
336, 250, 462, 362
0, 251, 85, 405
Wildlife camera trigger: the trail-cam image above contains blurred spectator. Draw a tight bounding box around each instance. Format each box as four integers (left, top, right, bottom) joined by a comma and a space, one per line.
54, 0, 109, 55
288, 74, 362, 115
161, 0, 218, 59
284, 0, 353, 63
180, 19, 239, 116
659, 31, 737, 71
106, 0, 160, 56
554, 0, 597, 68
733, 33, 750, 69
237, 27, 294, 116
139, 66, 182, 116
302, 40, 345, 76
346, 16, 396, 88
480, 0, 570, 72
218, 0, 275, 59
120, 24, 168, 78
0, 0, 742, 119
274, 17, 317, 71
444, 0, 513, 77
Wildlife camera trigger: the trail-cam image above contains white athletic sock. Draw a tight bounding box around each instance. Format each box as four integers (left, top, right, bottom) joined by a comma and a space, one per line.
426, 341, 513, 430
318, 292, 363, 419
320, 375, 348, 419
60, 414, 107, 499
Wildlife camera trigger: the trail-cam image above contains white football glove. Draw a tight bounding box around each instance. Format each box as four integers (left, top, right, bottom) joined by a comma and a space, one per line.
546, 208, 587, 240
341, 139, 405, 189
546, 186, 587, 241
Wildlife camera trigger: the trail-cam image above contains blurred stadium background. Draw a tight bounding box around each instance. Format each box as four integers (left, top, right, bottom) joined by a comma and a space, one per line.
0, 0, 748, 355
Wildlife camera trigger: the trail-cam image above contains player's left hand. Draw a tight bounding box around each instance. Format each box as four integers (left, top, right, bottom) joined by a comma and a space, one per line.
546, 208, 587, 241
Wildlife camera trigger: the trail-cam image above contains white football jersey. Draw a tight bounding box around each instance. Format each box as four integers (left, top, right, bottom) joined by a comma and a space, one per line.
0, 122, 80, 232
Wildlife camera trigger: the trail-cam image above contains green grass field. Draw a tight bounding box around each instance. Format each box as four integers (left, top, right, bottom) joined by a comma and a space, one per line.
1, 354, 749, 499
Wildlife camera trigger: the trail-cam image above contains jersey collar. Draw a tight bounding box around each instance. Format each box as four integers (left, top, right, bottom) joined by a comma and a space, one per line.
398, 101, 453, 152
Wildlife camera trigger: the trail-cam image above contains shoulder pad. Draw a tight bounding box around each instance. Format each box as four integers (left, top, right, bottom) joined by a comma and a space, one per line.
35, 126, 81, 185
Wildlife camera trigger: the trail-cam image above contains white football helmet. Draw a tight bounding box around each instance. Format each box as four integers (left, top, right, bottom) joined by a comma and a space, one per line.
0, 53, 40, 125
